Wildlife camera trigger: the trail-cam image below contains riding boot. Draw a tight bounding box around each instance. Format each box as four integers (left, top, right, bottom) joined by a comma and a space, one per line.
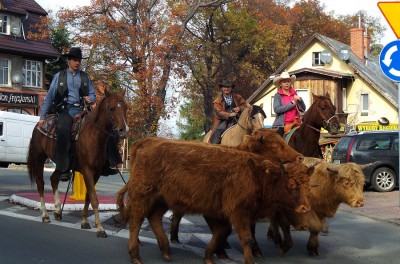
55, 112, 72, 181
210, 129, 224, 144
101, 133, 122, 176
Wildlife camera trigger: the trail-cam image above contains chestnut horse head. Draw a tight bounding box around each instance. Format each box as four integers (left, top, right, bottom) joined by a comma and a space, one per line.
288, 93, 340, 158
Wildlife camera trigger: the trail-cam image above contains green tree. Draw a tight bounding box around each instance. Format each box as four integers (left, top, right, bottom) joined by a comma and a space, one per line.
177, 99, 205, 140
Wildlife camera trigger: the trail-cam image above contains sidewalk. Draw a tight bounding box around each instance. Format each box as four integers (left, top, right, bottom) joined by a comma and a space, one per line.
339, 190, 400, 226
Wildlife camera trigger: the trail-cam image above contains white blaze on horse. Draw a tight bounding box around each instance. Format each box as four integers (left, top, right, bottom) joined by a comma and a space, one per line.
203, 104, 266, 146
27, 90, 128, 238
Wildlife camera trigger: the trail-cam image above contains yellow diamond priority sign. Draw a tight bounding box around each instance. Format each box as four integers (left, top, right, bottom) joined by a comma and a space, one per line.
378, 2, 400, 38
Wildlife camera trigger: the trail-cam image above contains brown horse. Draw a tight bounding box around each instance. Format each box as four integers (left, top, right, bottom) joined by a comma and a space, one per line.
203, 104, 266, 146
287, 92, 340, 158
27, 89, 128, 237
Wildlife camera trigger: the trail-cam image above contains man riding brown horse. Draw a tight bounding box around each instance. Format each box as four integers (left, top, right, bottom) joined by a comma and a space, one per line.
38, 47, 122, 181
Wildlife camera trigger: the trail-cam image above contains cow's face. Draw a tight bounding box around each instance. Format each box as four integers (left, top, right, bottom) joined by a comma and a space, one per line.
327, 163, 365, 207
280, 161, 315, 214
245, 128, 304, 163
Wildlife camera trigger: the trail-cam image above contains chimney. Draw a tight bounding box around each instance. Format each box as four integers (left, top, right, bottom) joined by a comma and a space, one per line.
350, 27, 364, 61
364, 33, 371, 59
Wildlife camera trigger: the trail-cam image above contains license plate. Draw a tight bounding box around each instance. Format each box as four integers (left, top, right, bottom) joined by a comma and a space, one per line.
333, 160, 341, 164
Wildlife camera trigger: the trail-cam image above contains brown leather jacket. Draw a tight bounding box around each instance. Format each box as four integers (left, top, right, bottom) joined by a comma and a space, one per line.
212, 93, 247, 130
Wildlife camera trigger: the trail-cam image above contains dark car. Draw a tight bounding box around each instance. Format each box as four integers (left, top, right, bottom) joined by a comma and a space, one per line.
332, 130, 399, 192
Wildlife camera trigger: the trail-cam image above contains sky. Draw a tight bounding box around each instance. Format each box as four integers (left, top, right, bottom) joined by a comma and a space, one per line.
35, 0, 397, 46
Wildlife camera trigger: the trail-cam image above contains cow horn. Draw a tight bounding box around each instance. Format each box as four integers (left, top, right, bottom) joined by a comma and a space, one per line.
358, 161, 380, 169
302, 157, 323, 168
327, 166, 339, 174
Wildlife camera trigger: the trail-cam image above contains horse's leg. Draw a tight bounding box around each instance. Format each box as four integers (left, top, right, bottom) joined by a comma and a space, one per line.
50, 171, 62, 221
35, 168, 50, 223
148, 201, 171, 261
85, 174, 107, 238
81, 192, 91, 230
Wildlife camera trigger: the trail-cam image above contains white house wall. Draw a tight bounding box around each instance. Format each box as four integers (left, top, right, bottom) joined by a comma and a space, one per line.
254, 40, 398, 127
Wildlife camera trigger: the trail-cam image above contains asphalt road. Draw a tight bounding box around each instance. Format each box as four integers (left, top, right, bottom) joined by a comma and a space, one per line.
1, 166, 400, 264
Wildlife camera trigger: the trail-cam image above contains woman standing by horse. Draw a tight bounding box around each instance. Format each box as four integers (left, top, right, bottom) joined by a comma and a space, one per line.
271, 72, 306, 137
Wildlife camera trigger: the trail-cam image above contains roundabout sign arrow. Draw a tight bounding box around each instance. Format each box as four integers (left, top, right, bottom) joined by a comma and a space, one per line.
379, 40, 400, 81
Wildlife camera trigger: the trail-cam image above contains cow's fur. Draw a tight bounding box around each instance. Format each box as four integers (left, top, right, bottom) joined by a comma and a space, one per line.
117, 137, 313, 264
268, 158, 366, 256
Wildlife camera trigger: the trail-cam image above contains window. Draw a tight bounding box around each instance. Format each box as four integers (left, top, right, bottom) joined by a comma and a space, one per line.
357, 136, 391, 151
342, 88, 347, 111
0, 15, 8, 34
0, 58, 9, 85
361, 93, 368, 115
312, 52, 325, 66
22, 60, 42, 88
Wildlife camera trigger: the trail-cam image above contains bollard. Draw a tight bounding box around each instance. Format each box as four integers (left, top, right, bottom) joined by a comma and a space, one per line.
69, 171, 91, 200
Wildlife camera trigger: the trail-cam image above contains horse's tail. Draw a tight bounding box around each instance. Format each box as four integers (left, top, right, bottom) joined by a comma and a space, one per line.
27, 132, 37, 184
116, 184, 130, 226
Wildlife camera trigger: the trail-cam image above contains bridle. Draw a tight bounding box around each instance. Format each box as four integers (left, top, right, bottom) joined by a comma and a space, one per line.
305, 100, 338, 133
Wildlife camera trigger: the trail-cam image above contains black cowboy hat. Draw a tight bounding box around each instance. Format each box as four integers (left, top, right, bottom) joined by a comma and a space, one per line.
62, 47, 83, 60
219, 80, 235, 88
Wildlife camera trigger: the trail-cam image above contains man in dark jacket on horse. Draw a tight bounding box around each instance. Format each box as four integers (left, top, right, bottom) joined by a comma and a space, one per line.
38, 47, 122, 181
210, 80, 248, 144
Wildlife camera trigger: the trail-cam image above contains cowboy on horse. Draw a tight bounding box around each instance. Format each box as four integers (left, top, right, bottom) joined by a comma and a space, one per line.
209, 80, 248, 144
38, 47, 121, 181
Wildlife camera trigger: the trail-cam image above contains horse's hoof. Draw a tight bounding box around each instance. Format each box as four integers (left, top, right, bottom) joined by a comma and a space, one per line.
81, 223, 91, 229
96, 231, 108, 238
131, 258, 143, 264
42, 216, 51, 223
54, 212, 62, 221
308, 250, 320, 256
279, 248, 286, 256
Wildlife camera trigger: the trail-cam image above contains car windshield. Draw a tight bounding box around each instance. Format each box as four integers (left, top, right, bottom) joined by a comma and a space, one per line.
334, 137, 352, 151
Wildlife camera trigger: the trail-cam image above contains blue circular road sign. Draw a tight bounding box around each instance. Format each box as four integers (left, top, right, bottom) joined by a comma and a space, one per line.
379, 40, 400, 82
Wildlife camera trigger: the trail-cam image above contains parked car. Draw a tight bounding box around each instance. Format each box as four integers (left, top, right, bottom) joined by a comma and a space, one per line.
332, 130, 399, 192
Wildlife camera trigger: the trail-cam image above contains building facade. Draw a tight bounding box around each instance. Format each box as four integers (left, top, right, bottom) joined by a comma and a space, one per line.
248, 28, 399, 132
0, 0, 58, 116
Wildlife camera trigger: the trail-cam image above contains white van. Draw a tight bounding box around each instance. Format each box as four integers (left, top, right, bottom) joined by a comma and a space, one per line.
0, 111, 39, 168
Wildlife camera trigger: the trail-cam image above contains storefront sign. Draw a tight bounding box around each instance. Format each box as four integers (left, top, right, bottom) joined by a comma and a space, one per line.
0, 92, 38, 105
356, 124, 398, 131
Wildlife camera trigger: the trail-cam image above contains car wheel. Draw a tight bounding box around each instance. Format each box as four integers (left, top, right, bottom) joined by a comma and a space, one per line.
371, 167, 396, 192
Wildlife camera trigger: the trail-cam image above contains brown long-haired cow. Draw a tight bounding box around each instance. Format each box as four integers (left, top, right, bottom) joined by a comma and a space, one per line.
268, 158, 370, 256
117, 135, 317, 264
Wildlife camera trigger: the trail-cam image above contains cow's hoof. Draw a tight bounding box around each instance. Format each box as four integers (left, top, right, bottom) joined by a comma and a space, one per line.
81, 223, 91, 229
96, 231, 107, 238
308, 250, 320, 256
204, 258, 215, 264
131, 258, 143, 264
42, 216, 51, 223
54, 212, 62, 221
216, 250, 229, 259
170, 238, 180, 244
162, 252, 172, 261
252, 248, 263, 258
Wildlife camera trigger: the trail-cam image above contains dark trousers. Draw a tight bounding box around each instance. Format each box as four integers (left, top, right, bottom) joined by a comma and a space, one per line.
55, 111, 72, 172
55, 111, 122, 172
275, 127, 284, 137
210, 120, 236, 144
107, 132, 123, 167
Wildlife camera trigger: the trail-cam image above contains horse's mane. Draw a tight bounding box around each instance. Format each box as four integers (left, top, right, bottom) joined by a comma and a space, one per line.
81, 95, 107, 129
251, 105, 266, 118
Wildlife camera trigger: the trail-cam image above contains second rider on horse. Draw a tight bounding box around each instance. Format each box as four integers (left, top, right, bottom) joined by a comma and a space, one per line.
210, 80, 247, 144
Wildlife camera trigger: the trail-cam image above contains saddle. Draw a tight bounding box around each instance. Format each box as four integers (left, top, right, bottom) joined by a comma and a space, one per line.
36, 110, 89, 140
284, 120, 301, 135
